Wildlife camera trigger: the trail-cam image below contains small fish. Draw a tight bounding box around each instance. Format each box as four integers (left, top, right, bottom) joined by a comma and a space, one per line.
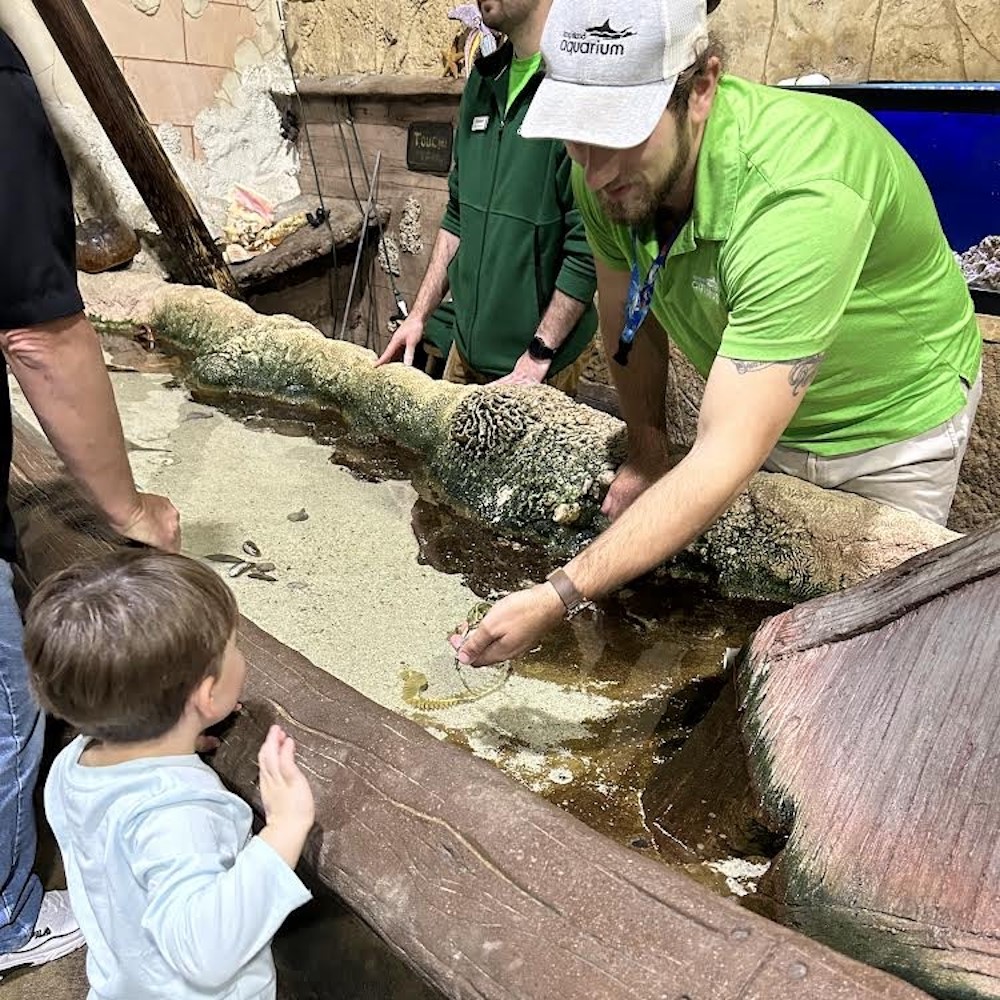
254, 562, 276, 573
248, 571, 277, 582
287, 508, 309, 523
206, 553, 244, 564
243, 540, 262, 557
228, 561, 253, 578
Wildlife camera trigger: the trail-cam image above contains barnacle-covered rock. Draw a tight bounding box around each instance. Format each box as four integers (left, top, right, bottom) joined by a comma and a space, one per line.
553, 503, 582, 525
693, 473, 955, 603
398, 196, 423, 255
78, 271, 961, 602
950, 315, 1000, 534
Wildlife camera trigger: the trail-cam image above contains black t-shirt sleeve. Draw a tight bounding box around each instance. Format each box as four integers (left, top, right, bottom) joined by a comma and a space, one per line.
0, 33, 85, 330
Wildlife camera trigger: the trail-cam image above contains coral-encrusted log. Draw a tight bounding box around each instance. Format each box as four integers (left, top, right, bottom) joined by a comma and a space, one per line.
78, 272, 958, 604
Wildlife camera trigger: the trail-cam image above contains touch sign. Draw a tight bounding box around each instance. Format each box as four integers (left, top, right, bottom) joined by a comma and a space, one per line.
406, 122, 454, 174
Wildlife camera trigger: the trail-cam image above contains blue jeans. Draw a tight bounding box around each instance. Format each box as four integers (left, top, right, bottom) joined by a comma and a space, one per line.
0, 561, 43, 952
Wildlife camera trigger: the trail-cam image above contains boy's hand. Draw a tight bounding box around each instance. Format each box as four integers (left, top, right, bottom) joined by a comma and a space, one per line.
258, 725, 315, 868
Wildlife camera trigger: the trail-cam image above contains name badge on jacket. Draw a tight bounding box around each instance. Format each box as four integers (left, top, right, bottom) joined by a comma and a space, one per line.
471, 115, 490, 132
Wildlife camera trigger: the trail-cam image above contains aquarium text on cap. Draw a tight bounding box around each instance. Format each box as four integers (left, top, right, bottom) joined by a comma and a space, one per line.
520, 0, 709, 150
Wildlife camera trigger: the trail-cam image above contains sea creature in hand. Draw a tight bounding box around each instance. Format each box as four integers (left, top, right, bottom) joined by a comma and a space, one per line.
448, 4, 499, 75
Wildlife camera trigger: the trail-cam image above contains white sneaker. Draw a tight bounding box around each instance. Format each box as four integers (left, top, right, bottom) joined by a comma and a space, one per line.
0, 890, 86, 973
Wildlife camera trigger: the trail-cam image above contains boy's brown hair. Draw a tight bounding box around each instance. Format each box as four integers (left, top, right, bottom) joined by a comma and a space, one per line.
24, 549, 239, 743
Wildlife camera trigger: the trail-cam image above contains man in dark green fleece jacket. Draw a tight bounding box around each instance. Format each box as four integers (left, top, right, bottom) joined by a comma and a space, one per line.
375, 0, 598, 396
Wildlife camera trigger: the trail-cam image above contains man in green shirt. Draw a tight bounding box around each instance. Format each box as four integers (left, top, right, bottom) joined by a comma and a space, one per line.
375, 0, 598, 395
453, 0, 983, 666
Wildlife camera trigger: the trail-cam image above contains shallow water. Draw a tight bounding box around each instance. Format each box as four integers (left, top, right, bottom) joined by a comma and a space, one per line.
186, 385, 786, 866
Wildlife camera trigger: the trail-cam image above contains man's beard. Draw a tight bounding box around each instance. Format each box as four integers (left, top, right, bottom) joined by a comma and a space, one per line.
598, 120, 691, 227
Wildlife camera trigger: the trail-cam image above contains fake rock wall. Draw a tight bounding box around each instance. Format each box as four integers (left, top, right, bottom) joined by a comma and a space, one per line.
287, 0, 1000, 81
1, 0, 299, 236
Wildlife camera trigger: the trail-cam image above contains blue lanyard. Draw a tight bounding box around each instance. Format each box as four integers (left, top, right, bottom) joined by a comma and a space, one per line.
614, 226, 683, 366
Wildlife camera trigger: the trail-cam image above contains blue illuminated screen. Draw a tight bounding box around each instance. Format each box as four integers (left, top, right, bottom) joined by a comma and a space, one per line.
872, 108, 1000, 253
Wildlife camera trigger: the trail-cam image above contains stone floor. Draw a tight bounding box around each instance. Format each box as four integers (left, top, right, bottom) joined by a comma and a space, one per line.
2, 951, 89, 1000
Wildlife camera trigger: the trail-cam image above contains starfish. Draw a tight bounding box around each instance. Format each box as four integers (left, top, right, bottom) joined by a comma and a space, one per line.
442, 38, 463, 79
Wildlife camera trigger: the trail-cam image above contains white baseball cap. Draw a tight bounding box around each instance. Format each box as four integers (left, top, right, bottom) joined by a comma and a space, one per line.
520, 0, 709, 149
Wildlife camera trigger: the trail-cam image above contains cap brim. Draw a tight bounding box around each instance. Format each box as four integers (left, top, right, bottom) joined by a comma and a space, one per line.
520, 76, 676, 150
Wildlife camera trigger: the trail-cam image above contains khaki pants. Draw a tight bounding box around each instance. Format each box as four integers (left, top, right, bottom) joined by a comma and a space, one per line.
442, 343, 593, 399
764, 372, 983, 526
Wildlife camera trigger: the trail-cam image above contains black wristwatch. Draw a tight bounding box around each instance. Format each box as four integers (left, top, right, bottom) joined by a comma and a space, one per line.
528, 334, 557, 362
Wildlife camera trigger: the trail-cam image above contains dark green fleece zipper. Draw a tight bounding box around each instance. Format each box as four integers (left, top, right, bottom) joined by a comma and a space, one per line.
438, 42, 598, 378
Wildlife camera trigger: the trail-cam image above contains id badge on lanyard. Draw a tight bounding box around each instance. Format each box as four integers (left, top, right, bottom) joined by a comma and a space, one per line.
614, 226, 683, 366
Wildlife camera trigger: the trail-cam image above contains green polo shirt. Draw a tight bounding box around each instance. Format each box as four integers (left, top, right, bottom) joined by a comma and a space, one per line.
573, 76, 981, 456
507, 52, 542, 112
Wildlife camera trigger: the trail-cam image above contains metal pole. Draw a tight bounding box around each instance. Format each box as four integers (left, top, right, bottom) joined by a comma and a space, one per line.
339, 151, 381, 342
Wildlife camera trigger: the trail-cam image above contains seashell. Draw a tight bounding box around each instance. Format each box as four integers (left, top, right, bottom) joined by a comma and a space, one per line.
248, 571, 277, 582
206, 553, 243, 564
228, 561, 253, 578
242, 540, 262, 557
254, 562, 276, 573
548, 767, 574, 785
287, 508, 309, 522
552, 502, 581, 525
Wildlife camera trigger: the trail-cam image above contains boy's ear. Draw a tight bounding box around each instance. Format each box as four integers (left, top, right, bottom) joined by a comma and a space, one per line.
188, 674, 217, 720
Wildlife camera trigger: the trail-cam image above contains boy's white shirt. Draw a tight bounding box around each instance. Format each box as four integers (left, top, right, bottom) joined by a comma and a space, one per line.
45, 735, 311, 1000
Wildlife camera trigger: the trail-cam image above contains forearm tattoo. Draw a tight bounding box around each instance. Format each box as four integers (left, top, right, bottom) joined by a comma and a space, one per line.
730, 353, 825, 396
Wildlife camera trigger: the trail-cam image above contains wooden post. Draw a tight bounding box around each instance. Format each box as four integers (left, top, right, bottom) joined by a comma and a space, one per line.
31, 0, 241, 298
738, 525, 1000, 999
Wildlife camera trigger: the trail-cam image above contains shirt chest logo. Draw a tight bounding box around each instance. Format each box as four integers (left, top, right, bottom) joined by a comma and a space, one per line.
471, 115, 490, 133
692, 275, 720, 304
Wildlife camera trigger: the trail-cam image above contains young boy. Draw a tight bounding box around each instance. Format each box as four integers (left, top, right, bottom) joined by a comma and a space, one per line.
24, 549, 315, 999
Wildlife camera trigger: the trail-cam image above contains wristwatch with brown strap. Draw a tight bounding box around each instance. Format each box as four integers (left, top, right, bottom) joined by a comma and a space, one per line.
546, 567, 592, 618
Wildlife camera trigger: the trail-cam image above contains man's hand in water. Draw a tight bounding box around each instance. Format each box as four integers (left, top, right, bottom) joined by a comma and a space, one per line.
449, 584, 564, 667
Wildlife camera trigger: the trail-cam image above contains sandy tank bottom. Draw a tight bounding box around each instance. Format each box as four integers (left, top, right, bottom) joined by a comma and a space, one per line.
10, 360, 772, 891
